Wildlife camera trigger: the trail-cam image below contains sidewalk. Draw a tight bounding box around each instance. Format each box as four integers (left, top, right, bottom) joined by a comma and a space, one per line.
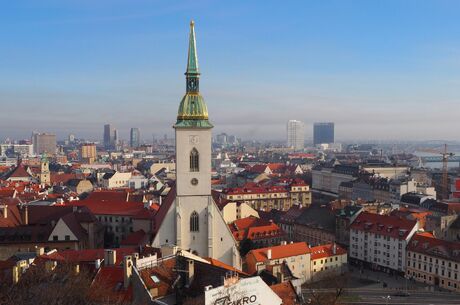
347, 268, 430, 291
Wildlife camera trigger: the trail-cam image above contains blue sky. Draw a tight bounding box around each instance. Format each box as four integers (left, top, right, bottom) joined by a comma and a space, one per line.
0, 0, 459, 142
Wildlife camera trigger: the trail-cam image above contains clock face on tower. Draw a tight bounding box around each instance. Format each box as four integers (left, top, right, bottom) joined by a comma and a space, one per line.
187, 78, 198, 92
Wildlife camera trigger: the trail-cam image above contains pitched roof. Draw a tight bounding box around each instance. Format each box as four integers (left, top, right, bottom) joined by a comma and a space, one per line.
350, 212, 417, 240
310, 243, 347, 260
90, 266, 133, 303
229, 216, 285, 241
247, 242, 311, 263
408, 233, 460, 262
40, 247, 138, 264
3, 163, 33, 180
153, 184, 176, 234
270, 281, 299, 305
120, 230, 148, 246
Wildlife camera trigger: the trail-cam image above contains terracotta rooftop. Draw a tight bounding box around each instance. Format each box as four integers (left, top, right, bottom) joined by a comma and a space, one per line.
408, 233, 460, 263
270, 281, 299, 305
350, 212, 418, 240
310, 243, 347, 260
247, 242, 311, 263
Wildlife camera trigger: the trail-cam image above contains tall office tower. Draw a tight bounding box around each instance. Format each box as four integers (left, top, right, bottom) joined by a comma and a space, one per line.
130, 128, 140, 148
81, 143, 97, 164
103, 124, 117, 150
313, 122, 335, 145
151, 21, 241, 269
32, 133, 57, 155
287, 120, 304, 151
216, 133, 228, 145
68, 134, 75, 143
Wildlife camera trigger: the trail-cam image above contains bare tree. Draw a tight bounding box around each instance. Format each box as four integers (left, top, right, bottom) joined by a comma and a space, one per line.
0, 263, 125, 305
302, 274, 348, 305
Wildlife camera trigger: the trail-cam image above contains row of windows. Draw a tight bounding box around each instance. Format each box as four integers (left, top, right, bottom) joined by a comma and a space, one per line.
313, 264, 341, 273
52, 235, 71, 241
409, 260, 459, 279
410, 271, 459, 289
313, 256, 339, 265
98, 216, 132, 223
409, 252, 459, 269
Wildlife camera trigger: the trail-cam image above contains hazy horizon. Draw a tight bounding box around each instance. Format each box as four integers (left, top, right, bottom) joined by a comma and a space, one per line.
1, 1, 459, 142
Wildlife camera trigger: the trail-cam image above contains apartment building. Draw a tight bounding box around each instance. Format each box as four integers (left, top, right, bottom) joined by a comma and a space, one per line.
221, 180, 311, 211
407, 232, 460, 291
349, 212, 419, 273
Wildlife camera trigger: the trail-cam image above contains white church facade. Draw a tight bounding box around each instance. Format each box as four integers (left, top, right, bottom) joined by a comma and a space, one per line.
152, 21, 241, 269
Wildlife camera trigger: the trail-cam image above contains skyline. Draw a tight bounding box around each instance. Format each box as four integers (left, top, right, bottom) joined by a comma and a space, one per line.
1, 1, 459, 142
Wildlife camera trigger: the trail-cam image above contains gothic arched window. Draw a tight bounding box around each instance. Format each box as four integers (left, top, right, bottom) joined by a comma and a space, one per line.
190, 148, 199, 172
190, 211, 199, 232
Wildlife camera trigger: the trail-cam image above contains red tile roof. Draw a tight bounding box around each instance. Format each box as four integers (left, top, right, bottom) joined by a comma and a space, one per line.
120, 230, 148, 246
67, 200, 154, 217
4, 164, 33, 180
247, 242, 311, 263
350, 212, 418, 240
270, 281, 299, 305
40, 247, 138, 264
229, 216, 285, 241
408, 233, 460, 262
90, 266, 133, 303
310, 243, 347, 260
153, 185, 176, 234
0, 189, 16, 198
204, 257, 248, 275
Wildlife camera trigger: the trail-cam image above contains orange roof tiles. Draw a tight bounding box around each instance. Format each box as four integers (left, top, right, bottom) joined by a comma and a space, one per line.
247, 242, 311, 263
310, 243, 347, 260
350, 212, 417, 240
270, 281, 298, 305
408, 233, 460, 262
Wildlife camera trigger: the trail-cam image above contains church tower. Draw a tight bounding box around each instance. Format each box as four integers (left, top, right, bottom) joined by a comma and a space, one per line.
152, 21, 241, 269
174, 20, 213, 197
39, 154, 50, 185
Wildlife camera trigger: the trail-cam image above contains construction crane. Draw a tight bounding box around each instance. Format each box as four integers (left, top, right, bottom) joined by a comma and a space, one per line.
418, 145, 455, 200
440, 144, 455, 200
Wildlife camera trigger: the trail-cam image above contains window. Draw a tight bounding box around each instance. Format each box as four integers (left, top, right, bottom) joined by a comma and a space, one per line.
190, 211, 199, 232
190, 148, 199, 172
53, 235, 58, 241
65, 235, 70, 241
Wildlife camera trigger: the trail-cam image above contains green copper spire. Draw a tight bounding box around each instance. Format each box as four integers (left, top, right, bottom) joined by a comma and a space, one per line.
175, 21, 213, 129
186, 20, 199, 75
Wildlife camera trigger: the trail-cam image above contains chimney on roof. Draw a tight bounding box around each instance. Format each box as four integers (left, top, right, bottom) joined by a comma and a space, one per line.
132, 252, 139, 267
333, 243, 337, 255
267, 249, 272, 260
95, 259, 101, 269
21, 205, 28, 225
35, 246, 45, 256
1, 205, 7, 219
185, 259, 195, 288
12, 265, 20, 284
123, 255, 133, 289
74, 264, 80, 275
104, 249, 116, 266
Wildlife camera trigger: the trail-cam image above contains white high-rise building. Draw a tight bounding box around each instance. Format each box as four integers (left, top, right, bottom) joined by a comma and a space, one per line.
287, 120, 304, 151
151, 21, 241, 269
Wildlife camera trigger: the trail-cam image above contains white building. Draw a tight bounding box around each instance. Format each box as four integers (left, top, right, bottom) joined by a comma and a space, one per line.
349, 212, 419, 273
205, 276, 282, 305
101, 172, 132, 189
151, 21, 241, 269
287, 120, 304, 151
